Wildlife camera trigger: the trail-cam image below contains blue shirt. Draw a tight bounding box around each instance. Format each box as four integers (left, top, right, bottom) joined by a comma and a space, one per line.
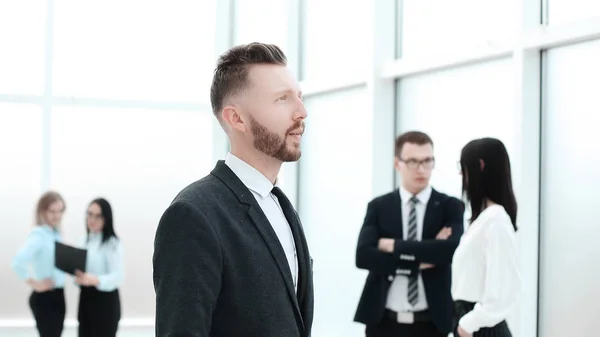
84, 233, 124, 292
12, 225, 66, 288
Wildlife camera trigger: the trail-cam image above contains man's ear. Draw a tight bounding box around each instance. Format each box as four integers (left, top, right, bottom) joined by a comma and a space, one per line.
221, 105, 247, 133
479, 159, 485, 171
393, 156, 401, 172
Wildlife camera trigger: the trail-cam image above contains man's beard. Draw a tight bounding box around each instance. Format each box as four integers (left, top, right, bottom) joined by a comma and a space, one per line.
248, 114, 304, 162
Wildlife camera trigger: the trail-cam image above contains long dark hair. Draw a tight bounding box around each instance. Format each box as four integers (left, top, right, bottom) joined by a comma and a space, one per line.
460, 138, 518, 231
87, 198, 118, 244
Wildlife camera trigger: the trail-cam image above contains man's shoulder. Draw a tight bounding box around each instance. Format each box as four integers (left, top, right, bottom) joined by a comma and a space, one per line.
367, 190, 398, 208
430, 188, 464, 210
166, 174, 229, 210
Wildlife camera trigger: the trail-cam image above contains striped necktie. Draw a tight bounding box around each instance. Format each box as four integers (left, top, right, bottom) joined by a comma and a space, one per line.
407, 196, 419, 307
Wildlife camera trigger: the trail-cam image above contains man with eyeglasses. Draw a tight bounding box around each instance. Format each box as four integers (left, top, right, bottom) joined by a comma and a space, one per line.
354, 131, 465, 337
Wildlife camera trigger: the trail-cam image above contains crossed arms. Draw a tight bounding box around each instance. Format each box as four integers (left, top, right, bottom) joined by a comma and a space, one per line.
355, 197, 464, 276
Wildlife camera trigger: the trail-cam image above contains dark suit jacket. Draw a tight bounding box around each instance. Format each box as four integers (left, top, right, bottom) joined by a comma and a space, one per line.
153, 161, 314, 337
353, 188, 464, 334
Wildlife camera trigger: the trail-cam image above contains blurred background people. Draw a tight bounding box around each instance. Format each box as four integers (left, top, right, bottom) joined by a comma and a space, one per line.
12, 191, 67, 337
354, 131, 464, 337
75, 198, 124, 337
452, 138, 521, 337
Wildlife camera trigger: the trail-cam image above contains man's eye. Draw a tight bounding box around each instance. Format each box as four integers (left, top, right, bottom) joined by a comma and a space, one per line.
277, 95, 287, 101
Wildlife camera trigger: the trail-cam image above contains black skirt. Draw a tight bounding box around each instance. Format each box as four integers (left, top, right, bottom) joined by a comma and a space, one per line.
454, 300, 512, 337
78, 286, 121, 337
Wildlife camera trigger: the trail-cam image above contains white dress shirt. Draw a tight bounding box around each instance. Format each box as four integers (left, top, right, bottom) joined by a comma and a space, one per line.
451, 204, 521, 334
385, 185, 432, 313
225, 152, 298, 290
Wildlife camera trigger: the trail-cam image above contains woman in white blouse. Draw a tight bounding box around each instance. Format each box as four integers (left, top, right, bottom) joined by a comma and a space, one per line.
74, 198, 124, 337
452, 138, 521, 337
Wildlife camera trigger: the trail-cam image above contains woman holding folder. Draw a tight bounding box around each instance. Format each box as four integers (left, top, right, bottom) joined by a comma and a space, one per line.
74, 198, 124, 337
12, 191, 67, 337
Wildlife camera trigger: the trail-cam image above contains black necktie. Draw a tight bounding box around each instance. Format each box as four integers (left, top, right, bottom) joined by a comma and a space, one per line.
271, 186, 300, 232
271, 186, 302, 292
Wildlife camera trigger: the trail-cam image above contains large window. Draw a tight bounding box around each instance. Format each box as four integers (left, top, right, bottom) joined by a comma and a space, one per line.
303, 0, 370, 81
396, 58, 516, 199
50, 107, 214, 318
299, 87, 371, 337
0, 0, 220, 324
539, 40, 600, 337
0, 1, 46, 95
398, 0, 516, 57
548, 0, 600, 24
0, 106, 44, 319
233, 0, 292, 55
52, 0, 216, 102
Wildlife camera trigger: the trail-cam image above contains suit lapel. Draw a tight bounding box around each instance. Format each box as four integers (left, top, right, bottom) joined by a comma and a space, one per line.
390, 189, 405, 239
210, 161, 304, 328
246, 207, 302, 311
422, 189, 441, 239
288, 210, 309, 329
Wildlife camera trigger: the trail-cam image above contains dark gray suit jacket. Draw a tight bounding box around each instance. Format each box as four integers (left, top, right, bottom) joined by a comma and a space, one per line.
153, 160, 314, 337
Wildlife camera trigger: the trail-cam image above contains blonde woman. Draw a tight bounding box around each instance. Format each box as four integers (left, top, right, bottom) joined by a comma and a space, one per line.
12, 191, 67, 337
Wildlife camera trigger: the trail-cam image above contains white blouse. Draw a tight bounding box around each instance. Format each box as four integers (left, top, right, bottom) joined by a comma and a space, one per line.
451, 204, 521, 334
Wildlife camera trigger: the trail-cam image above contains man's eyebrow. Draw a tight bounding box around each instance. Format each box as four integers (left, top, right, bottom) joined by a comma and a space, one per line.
274, 88, 302, 96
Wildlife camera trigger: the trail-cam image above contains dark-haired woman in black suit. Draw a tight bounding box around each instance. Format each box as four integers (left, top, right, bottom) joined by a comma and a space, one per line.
451, 138, 521, 337
74, 198, 123, 337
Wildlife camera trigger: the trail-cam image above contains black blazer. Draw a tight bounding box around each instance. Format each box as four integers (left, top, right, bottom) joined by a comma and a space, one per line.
353, 188, 464, 334
153, 161, 314, 337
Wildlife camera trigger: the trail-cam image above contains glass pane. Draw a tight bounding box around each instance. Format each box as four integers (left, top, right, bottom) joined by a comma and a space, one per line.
304, 0, 370, 81
548, 0, 600, 24
539, 40, 600, 337
0, 1, 46, 95
0, 104, 43, 319
396, 58, 516, 200
53, 0, 217, 102
299, 87, 371, 336
234, 0, 291, 54
50, 107, 214, 318
399, 0, 517, 58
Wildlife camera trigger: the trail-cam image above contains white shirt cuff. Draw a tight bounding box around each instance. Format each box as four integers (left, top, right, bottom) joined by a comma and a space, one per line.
458, 313, 478, 334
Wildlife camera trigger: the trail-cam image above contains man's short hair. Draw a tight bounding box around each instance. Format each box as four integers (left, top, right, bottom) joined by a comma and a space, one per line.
394, 131, 433, 158
210, 42, 287, 118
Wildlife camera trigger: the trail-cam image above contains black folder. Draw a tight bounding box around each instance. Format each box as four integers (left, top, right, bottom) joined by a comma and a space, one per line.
55, 242, 87, 275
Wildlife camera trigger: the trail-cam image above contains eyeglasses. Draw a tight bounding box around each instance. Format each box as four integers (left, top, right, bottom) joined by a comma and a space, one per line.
399, 157, 435, 170
86, 212, 104, 221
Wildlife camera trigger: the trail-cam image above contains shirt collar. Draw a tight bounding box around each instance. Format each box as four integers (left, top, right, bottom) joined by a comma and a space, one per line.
88, 232, 102, 241
225, 152, 277, 199
399, 185, 432, 205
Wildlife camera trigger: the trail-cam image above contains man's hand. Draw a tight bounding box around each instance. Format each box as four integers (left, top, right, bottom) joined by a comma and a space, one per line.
28, 278, 54, 293
377, 238, 394, 253
436, 227, 452, 240
457, 325, 473, 337
75, 270, 99, 287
